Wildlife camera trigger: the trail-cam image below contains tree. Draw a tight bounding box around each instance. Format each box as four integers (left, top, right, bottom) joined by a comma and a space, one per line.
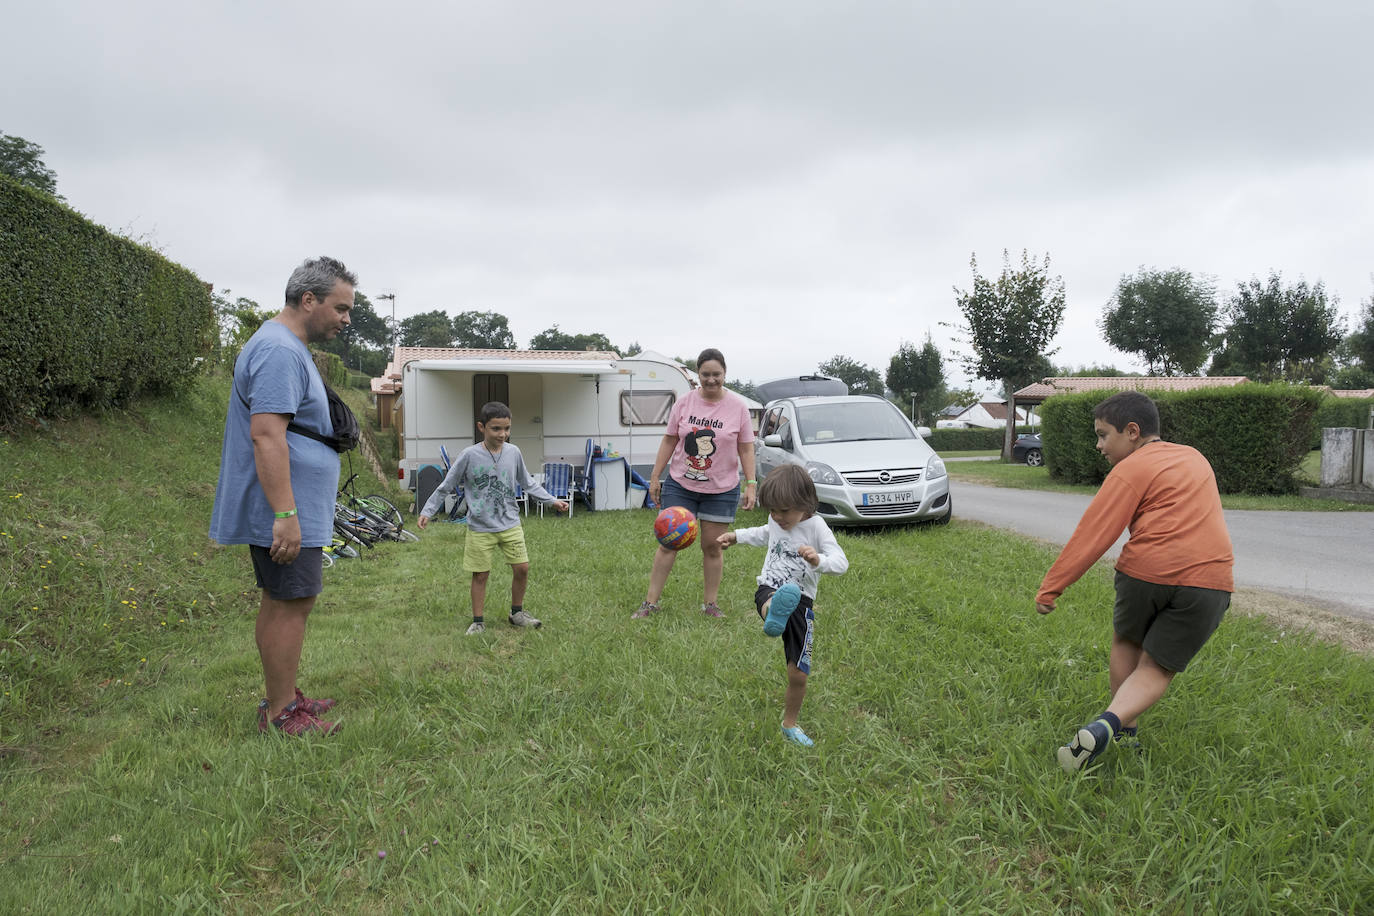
1331, 291, 1374, 388
1101, 267, 1217, 375
727, 379, 761, 402
1348, 292, 1374, 373
452, 310, 515, 349
0, 132, 61, 199
1210, 273, 1344, 383
319, 291, 391, 374
399, 310, 456, 348
886, 336, 945, 421
530, 324, 618, 353
211, 289, 271, 365
952, 250, 1066, 458
943, 387, 981, 409
818, 355, 883, 395
1060, 364, 1139, 377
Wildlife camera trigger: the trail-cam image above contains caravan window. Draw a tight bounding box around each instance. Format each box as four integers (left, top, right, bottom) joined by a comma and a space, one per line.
620, 390, 675, 426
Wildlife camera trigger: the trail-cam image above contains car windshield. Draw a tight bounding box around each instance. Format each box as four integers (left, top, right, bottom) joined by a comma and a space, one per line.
796, 401, 915, 444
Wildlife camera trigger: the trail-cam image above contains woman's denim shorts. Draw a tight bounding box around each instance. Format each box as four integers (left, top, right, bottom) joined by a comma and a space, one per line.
660, 476, 740, 524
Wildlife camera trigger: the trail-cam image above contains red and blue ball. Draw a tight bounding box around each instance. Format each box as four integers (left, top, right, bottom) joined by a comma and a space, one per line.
653, 506, 699, 550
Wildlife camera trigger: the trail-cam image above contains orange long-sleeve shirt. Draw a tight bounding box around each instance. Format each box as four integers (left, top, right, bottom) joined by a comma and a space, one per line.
1036, 441, 1234, 606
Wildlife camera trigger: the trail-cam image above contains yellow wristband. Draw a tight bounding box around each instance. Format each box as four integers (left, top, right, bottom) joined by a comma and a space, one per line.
274, 509, 297, 518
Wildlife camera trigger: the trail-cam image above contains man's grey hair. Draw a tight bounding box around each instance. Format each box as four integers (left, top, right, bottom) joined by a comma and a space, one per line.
284, 256, 358, 306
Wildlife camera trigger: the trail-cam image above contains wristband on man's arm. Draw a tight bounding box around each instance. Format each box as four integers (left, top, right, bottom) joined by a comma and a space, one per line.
274, 509, 297, 518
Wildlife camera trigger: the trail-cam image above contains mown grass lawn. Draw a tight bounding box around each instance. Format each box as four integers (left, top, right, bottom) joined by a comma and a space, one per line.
2, 377, 1372, 913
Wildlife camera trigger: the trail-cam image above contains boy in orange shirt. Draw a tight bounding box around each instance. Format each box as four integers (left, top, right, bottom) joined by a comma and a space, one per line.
1036, 392, 1233, 773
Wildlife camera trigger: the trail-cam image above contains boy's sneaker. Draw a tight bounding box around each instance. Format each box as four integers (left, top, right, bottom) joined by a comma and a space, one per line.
294, 686, 336, 716
257, 699, 338, 736
763, 584, 801, 636
701, 602, 725, 618
631, 601, 659, 619
1057, 718, 1113, 773
509, 610, 542, 628
465, 620, 486, 636
781, 723, 814, 747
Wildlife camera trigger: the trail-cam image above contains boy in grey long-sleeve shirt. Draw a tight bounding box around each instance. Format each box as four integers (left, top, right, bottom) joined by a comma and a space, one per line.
418, 402, 568, 635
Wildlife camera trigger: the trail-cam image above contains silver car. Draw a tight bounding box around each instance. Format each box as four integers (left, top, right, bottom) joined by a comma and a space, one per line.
755, 394, 952, 526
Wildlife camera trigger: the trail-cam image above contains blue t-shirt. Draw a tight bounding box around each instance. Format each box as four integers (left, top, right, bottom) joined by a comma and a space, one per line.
209, 320, 338, 547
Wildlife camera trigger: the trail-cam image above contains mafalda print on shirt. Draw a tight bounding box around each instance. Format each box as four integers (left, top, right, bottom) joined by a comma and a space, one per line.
683, 427, 717, 481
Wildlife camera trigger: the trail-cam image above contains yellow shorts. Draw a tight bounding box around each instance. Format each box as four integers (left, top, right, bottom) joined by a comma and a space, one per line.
463, 526, 529, 573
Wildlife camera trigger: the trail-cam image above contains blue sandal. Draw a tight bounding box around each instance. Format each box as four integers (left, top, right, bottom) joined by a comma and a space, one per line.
763, 583, 800, 637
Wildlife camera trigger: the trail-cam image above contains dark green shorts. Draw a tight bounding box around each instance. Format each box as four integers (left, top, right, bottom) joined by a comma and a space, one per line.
1113, 571, 1230, 673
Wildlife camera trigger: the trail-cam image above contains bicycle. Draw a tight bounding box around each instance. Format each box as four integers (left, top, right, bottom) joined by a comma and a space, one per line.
337, 472, 419, 543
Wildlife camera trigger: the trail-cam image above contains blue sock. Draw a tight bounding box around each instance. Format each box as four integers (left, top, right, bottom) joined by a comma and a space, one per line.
1100, 711, 1122, 736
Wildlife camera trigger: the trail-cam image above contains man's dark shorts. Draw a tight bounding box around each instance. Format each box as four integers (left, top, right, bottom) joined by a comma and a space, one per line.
755, 584, 815, 675
1113, 571, 1230, 673
249, 545, 324, 600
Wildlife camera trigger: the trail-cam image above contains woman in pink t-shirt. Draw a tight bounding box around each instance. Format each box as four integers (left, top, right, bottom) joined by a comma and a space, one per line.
632, 348, 757, 620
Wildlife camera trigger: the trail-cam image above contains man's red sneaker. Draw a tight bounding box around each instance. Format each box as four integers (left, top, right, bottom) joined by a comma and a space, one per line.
294, 687, 336, 715
257, 699, 339, 736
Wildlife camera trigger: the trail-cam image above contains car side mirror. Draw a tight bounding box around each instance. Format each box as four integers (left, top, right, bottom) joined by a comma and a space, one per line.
763, 434, 783, 448
916, 426, 932, 438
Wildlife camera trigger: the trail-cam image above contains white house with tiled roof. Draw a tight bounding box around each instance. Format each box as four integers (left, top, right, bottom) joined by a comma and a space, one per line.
939, 400, 1031, 429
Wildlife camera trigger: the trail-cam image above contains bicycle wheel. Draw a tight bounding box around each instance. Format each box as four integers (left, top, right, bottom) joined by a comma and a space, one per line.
321, 549, 335, 569
330, 534, 360, 559
391, 527, 420, 543
362, 494, 405, 531
334, 513, 372, 551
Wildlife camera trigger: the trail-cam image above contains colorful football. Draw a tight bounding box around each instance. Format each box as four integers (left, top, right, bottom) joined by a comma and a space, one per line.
653, 506, 699, 550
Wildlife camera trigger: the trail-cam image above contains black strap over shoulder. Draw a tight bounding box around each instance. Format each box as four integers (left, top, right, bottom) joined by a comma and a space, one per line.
234, 373, 359, 453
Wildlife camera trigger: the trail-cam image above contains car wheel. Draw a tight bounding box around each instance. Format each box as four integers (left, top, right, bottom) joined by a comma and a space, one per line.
1025, 448, 1044, 467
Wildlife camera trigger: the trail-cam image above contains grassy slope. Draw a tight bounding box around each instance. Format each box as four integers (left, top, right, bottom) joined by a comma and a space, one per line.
1, 377, 1372, 913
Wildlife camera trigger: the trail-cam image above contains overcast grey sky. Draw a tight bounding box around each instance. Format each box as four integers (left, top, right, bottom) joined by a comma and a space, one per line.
8, 1, 1374, 393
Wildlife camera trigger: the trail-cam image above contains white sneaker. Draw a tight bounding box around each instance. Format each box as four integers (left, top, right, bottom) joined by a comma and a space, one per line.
465, 620, 485, 636
508, 610, 542, 628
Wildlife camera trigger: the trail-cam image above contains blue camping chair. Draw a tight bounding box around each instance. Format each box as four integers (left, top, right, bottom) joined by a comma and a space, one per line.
572, 438, 596, 510
540, 462, 575, 517
437, 444, 467, 521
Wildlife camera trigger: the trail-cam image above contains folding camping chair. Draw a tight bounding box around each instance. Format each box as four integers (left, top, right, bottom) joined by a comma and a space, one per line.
540, 462, 575, 517
437, 444, 467, 521
572, 438, 596, 510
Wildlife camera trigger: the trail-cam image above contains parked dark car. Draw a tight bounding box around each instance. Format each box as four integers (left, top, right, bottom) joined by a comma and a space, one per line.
1012, 433, 1043, 467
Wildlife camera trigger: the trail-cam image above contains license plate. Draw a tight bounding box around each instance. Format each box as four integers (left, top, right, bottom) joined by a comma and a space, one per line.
862, 490, 913, 506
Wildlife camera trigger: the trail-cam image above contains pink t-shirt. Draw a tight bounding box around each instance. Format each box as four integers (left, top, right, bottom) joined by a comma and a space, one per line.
666, 389, 755, 494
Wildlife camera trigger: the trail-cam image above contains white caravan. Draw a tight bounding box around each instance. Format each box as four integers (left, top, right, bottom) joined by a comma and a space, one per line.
389, 349, 698, 491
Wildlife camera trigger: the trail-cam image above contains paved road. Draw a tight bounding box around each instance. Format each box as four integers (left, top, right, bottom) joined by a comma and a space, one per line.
951, 481, 1374, 622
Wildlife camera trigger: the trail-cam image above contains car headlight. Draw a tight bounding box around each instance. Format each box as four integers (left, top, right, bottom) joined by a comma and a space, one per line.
805, 461, 843, 486
925, 456, 947, 481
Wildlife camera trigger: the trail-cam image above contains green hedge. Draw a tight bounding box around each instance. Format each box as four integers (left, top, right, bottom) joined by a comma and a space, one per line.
927, 425, 1035, 452
1040, 384, 1321, 495
1315, 396, 1374, 444
310, 350, 348, 388
0, 175, 213, 425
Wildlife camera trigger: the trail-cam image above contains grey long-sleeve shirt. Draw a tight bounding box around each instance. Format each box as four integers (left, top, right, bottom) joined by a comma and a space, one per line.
421, 442, 554, 533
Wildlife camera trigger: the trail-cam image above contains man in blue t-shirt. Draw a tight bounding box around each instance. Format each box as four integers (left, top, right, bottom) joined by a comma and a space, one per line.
210, 256, 356, 736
